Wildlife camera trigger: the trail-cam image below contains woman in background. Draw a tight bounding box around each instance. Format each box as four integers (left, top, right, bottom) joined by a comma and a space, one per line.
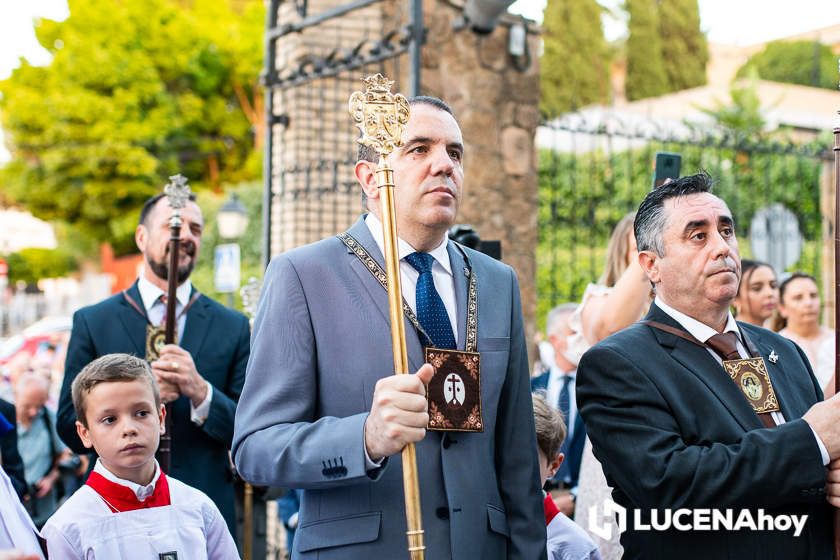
732, 259, 779, 327
773, 272, 835, 397
571, 212, 651, 560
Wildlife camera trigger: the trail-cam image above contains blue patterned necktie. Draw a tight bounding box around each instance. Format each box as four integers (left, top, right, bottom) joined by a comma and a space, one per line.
404, 252, 456, 349
558, 374, 572, 426
555, 374, 574, 485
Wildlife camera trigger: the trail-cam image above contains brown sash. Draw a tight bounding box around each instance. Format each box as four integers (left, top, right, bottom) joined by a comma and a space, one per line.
642, 320, 777, 429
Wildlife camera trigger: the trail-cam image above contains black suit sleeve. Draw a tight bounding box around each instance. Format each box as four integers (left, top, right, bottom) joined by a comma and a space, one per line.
577, 341, 827, 511
200, 313, 250, 446
58, 309, 97, 453
0, 399, 27, 499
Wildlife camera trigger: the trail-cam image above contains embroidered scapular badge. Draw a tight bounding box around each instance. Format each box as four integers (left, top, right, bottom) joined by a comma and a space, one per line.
722, 357, 780, 414
425, 348, 483, 432
146, 324, 172, 362
159, 553, 178, 560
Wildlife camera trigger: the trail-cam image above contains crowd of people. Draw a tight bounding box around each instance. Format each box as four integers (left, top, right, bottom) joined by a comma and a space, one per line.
0, 94, 838, 560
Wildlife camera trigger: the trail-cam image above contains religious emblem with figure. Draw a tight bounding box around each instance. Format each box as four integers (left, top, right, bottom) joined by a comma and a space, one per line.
425, 349, 483, 432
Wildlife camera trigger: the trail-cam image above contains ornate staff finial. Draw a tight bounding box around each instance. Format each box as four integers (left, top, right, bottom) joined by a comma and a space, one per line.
348, 73, 410, 160
164, 174, 192, 210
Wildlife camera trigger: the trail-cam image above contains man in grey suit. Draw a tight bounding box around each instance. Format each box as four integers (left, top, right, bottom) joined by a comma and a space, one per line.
233, 96, 545, 559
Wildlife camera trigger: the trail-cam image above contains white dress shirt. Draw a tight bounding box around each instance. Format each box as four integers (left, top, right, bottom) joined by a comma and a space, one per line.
93, 458, 161, 501
137, 276, 212, 425
655, 296, 829, 465
546, 365, 578, 439
365, 213, 459, 344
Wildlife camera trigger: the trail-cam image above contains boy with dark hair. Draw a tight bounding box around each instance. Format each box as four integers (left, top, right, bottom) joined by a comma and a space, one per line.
42, 353, 237, 558
533, 393, 601, 560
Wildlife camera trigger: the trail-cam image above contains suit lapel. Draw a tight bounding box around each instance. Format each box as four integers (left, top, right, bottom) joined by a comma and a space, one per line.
180, 288, 209, 357
646, 304, 762, 432
446, 242, 468, 351
746, 330, 801, 420
118, 282, 150, 358
344, 217, 424, 373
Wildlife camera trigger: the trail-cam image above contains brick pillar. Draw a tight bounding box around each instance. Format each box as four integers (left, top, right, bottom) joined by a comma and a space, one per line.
269, 0, 541, 350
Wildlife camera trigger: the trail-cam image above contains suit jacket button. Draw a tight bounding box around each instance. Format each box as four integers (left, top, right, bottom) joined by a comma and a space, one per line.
435, 506, 449, 520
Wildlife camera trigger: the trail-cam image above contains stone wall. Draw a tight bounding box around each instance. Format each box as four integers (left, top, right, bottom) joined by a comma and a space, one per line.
269, 0, 541, 349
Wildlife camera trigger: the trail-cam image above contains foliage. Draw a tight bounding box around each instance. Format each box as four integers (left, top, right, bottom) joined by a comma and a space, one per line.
699, 74, 766, 138
0, 0, 265, 256
624, 0, 669, 100
657, 0, 707, 91
736, 40, 839, 90
536, 134, 825, 327
189, 181, 264, 311
6, 247, 77, 285
540, 0, 610, 117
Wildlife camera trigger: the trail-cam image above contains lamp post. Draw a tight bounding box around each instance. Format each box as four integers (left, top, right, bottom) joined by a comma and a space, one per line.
215, 194, 249, 307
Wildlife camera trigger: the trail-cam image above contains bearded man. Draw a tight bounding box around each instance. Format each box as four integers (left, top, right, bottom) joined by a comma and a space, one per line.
57, 193, 250, 536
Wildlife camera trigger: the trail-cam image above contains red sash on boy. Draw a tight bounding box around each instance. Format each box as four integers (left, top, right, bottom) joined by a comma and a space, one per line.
543, 493, 561, 526
86, 471, 171, 513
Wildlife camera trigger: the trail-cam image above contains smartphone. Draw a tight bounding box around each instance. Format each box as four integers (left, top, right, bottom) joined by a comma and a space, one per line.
652, 152, 681, 188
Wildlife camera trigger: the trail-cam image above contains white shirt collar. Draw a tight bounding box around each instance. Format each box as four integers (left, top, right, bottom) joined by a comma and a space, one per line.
549, 363, 575, 381
654, 296, 740, 343
137, 275, 192, 314
364, 213, 452, 276
93, 458, 161, 501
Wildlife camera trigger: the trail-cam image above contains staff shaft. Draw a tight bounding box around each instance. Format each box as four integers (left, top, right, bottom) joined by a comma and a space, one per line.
377, 165, 425, 559
159, 220, 181, 473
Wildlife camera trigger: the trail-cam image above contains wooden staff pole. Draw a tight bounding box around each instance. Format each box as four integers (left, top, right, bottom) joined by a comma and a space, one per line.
240, 277, 262, 560
158, 174, 192, 474
349, 75, 424, 559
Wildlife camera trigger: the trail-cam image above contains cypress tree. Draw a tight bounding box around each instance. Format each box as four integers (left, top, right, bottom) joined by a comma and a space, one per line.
625, 0, 669, 100
540, 0, 610, 117
657, 0, 708, 91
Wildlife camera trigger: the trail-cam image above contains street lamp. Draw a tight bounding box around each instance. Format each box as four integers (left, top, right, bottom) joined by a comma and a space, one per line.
217, 194, 249, 240
215, 194, 250, 307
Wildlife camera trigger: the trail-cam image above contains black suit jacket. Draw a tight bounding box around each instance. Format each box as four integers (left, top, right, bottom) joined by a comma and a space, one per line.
577, 303, 831, 560
0, 398, 27, 498
57, 280, 250, 534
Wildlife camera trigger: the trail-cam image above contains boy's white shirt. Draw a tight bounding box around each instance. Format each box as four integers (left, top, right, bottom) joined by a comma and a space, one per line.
41, 459, 238, 559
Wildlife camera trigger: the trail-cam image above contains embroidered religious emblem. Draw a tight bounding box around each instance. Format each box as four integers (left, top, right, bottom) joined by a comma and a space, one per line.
145, 324, 174, 362
425, 349, 483, 432
768, 350, 779, 364
722, 357, 780, 414
159, 553, 178, 560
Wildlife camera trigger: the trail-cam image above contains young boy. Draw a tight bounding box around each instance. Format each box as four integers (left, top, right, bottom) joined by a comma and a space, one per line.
41, 353, 238, 559
533, 393, 602, 560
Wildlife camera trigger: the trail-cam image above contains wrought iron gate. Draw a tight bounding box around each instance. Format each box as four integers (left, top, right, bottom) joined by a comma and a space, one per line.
261, 0, 423, 266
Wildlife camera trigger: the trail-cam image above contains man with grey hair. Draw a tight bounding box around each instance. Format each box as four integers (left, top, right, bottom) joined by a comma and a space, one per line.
15, 372, 68, 528
532, 303, 585, 516
577, 172, 840, 559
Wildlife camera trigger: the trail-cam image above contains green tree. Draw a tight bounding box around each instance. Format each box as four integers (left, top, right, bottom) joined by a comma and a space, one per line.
6, 248, 77, 285
540, 0, 610, 117
700, 75, 766, 138
0, 0, 265, 255
736, 40, 839, 90
657, 0, 707, 91
625, 0, 669, 100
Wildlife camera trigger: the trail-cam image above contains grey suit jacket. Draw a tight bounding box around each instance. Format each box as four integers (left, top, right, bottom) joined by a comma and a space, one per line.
233, 217, 546, 559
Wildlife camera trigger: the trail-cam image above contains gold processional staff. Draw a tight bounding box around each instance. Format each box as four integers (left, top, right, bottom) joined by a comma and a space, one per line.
349, 75, 424, 559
